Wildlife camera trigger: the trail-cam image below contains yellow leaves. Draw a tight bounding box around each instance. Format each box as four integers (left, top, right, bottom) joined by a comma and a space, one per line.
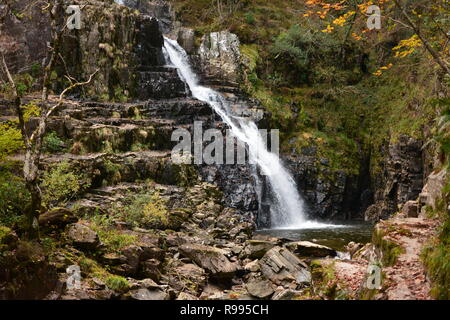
304, 0, 347, 19
333, 16, 347, 26
332, 11, 355, 27
393, 35, 422, 58
0, 122, 24, 161
322, 25, 334, 33
357, 1, 374, 13
22, 102, 41, 122
373, 63, 393, 76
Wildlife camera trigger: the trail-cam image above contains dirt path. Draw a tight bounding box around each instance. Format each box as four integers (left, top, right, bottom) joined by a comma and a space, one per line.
330, 217, 438, 300
380, 218, 437, 300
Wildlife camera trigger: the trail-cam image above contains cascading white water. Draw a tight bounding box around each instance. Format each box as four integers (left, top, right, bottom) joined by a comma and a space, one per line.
164, 37, 331, 229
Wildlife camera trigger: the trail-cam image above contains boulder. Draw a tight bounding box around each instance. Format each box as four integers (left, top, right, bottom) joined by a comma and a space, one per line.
179, 244, 239, 279
245, 278, 274, 299
402, 200, 418, 217
259, 247, 311, 287
120, 245, 143, 275
241, 240, 276, 259
177, 27, 195, 54
39, 208, 78, 229
198, 31, 241, 84
285, 241, 337, 258
66, 223, 100, 250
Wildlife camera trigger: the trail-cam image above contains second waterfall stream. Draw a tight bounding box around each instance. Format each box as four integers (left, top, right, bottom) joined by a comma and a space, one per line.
164, 37, 329, 229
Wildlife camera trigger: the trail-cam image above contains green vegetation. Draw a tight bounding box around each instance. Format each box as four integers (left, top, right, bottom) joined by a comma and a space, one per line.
372, 226, 405, 267
0, 122, 24, 162
0, 172, 30, 227
41, 161, 91, 208
105, 275, 129, 293
43, 132, 66, 153
111, 190, 170, 230
422, 217, 450, 300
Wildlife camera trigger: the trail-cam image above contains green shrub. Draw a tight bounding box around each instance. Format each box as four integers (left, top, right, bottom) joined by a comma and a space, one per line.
112, 191, 170, 229
0, 172, 30, 227
270, 24, 361, 85
0, 122, 24, 162
41, 161, 90, 208
43, 132, 65, 153
105, 275, 129, 293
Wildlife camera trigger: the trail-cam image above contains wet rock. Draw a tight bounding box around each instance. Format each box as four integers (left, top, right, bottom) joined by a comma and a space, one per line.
66, 223, 100, 250
177, 27, 195, 54
284, 241, 337, 258
39, 208, 78, 230
137, 67, 189, 100
179, 243, 239, 279
259, 247, 311, 287
245, 278, 274, 299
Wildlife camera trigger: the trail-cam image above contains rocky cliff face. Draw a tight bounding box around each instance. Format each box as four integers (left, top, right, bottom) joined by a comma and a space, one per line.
365, 135, 424, 221
57, 0, 168, 101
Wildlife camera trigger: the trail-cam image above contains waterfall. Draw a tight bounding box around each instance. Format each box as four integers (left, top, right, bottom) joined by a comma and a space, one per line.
164, 37, 328, 229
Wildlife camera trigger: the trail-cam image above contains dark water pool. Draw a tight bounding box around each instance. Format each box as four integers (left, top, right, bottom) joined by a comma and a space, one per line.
256, 220, 374, 251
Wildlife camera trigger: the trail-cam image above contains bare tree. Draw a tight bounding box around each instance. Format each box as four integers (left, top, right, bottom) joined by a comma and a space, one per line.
1, 54, 97, 239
